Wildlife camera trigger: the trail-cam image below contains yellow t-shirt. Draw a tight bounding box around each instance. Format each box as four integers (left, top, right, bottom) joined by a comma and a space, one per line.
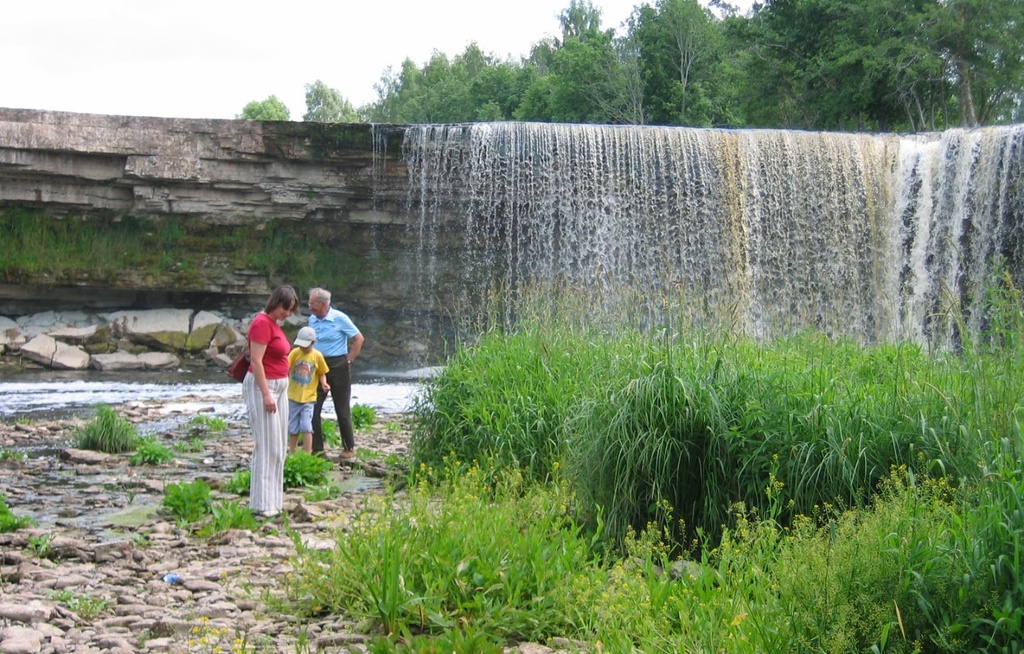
287, 347, 329, 404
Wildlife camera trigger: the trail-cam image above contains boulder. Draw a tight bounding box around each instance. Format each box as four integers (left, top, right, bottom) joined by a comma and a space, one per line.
104, 309, 191, 351
90, 352, 147, 371
184, 310, 222, 352
20, 334, 91, 370
48, 324, 113, 346
138, 352, 180, 370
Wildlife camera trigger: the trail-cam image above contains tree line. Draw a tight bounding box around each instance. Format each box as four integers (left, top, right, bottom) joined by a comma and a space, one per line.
241, 0, 1023, 132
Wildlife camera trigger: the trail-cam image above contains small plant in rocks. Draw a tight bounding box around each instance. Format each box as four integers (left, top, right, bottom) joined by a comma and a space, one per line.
224, 469, 251, 495
0, 448, 26, 462
76, 404, 138, 453
352, 403, 377, 431
129, 436, 175, 466
173, 437, 204, 453
187, 414, 227, 438
0, 493, 35, 533
25, 533, 53, 558
284, 450, 332, 489
48, 589, 110, 621
197, 499, 261, 537
163, 479, 212, 524
322, 418, 341, 447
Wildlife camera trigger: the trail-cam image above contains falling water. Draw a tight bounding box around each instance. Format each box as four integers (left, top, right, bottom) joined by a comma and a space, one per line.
399, 123, 1024, 348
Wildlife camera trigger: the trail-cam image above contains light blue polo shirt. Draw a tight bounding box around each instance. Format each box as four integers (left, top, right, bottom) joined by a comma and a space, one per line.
308, 307, 360, 357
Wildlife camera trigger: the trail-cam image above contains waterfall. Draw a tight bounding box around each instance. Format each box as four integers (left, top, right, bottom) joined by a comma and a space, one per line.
400, 122, 1024, 348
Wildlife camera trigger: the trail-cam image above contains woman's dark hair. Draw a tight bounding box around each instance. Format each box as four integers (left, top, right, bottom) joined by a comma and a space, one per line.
264, 285, 298, 313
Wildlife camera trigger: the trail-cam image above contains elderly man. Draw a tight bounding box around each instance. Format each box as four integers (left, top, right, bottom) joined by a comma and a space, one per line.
306, 287, 364, 459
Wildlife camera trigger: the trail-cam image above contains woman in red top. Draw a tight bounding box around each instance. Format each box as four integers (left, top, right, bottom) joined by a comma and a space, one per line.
243, 285, 298, 518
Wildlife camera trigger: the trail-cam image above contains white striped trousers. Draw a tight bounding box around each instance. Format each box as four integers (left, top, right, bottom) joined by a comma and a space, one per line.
242, 374, 289, 514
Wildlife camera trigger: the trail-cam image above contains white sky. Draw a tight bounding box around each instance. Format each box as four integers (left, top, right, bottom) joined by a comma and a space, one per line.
1, 0, 753, 121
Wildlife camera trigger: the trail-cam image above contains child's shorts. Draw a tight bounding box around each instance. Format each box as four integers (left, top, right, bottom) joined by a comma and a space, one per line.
288, 400, 314, 435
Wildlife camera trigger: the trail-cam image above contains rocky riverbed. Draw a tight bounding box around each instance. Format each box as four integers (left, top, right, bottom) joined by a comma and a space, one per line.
0, 395, 418, 654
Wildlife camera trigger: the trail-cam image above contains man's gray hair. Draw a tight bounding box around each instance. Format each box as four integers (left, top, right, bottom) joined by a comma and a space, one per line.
309, 287, 332, 304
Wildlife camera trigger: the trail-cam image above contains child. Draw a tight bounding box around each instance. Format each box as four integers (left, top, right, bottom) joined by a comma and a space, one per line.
287, 326, 330, 454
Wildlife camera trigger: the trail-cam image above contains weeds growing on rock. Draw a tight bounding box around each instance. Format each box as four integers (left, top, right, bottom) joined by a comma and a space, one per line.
130, 436, 175, 465
48, 589, 110, 621
163, 479, 213, 524
76, 404, 138, 453
0, 493, 35, 533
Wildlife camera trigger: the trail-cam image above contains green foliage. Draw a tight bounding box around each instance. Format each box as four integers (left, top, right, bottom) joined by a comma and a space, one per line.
302, 484, 342, 502
282, 460, 599, 641
187, 415, 227, 437
0, 493, 35, 533
76, 404, 139, 454
48, 589, 110, 621
237, 95, 291, 121
321, 419, 341, 447
284, 451, 333, 489
224, 469, 251, 496
351, 403, 377, 431
172, 437, 204, 453
0, 449, 26, 461
196, 499, 261, 538
303, 79, 361, 123
129, 437, 175, 466
25, 533, 53, 558
0, 209, 367, 307
163, 479, 213, 524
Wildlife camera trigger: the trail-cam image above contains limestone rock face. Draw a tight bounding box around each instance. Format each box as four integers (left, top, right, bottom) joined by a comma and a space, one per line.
105, 308, 193, 351
184, 310, 223, 351
20, 334, 91, 370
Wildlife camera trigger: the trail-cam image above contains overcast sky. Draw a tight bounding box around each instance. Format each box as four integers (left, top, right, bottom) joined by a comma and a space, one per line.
2, 0, 753, 121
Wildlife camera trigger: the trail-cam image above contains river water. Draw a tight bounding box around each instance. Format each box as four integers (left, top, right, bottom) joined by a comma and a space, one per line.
0, 367, 431, 420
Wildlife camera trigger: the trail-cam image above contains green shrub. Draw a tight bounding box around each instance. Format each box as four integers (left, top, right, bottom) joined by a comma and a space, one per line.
163, 479, 212, 524
224, 470, 251, 495
322, 419, 341, 447
172, 437, 204, 453
352, 403, 377, 431
129, 437, 174, 466
197, 499, 261, 537
76, 404, 138, 453
48, 589, 109, 621
187, 415, 227, 438
284, 451, 332, 489
284, 460, 599, 641
0, 493, 36, 533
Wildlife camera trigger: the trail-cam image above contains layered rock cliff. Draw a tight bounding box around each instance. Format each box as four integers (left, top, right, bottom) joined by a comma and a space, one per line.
0, 108, 439, 368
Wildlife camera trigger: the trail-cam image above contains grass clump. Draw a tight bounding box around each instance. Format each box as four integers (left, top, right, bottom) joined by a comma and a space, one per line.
129, 437, 174, 466
352, 403, 377, 431
283, 459, 599, 642
48, 589, 110, 621
162, 479, 212, 524
76, 404, 139, 453
284, 450, 332, 489
224, 470, 251, 495
1, 493, 36, 532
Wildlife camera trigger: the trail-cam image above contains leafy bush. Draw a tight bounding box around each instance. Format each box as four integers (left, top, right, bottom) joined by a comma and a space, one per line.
76, 404, 138, 453
129, 437, 174, 466
322, 419, 340, 447
187, 415, 227, 438
48, 589, 110, 621
224, 470, 251, 495
284, 451, 332, 489
172, 437, 204, 453
352, 403, 377, 431
163, 479, 212, 524
0, 493, 36, 533
197, 499, 261, 537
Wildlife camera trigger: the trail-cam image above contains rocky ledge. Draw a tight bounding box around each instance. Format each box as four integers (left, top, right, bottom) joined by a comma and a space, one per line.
0, 396, 409, 654
0, 308, 264, 373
